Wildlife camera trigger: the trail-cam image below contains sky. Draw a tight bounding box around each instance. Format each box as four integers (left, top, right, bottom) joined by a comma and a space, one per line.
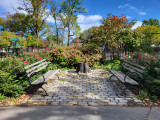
0, 0, 160, 32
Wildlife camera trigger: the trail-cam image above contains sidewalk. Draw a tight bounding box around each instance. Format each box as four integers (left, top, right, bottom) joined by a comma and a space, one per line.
28, 69, 142, 106
0, 106, 159, 120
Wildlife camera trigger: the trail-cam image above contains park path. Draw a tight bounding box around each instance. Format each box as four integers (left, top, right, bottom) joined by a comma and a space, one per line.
28, 69, 143, 106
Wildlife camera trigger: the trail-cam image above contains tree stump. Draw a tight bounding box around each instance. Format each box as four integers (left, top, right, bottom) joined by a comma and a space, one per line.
84, 63, 90, 73
76, 62, 90, 73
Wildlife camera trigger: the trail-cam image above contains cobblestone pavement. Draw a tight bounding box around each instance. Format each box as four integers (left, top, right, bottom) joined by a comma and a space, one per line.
28, 69, 143, 106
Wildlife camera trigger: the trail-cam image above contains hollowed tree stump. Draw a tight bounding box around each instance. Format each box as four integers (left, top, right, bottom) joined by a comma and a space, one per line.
76, 62, 90, 73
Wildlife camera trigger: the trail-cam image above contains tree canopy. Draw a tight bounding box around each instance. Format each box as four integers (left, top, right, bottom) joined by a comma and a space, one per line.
142, 18, 160, 26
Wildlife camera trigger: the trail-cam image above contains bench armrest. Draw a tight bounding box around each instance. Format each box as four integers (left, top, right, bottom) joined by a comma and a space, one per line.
28, 72, 45, 85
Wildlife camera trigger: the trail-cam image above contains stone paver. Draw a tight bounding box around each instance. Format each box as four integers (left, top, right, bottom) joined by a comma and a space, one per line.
28, 69, 143, 106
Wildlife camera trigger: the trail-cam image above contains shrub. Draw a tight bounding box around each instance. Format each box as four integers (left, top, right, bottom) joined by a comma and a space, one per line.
101, 60, 121, 70
0, 70, 27, 97
139, 90, 149, 100
145, 76, 160, 95
50, 46, 103, 68
124, 51, 160, 96
0, 48, 52, 98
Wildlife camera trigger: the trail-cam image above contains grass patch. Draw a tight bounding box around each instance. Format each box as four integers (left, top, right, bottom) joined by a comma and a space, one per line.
60, 79, 65, 81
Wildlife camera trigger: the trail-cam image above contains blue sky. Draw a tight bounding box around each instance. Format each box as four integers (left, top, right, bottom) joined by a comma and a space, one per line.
0, 0, 160, 32
78, 0, 160, 31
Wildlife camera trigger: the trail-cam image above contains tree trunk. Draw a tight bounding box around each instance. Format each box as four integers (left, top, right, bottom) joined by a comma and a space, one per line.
67, 23, 70, 46
54, 16, 59, 45
76, 62, 90, 73
84, 63, 90, 73
76, 62, 84, 73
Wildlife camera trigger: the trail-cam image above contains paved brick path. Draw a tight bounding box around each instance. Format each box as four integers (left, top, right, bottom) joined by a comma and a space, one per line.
28, 69, 143, 106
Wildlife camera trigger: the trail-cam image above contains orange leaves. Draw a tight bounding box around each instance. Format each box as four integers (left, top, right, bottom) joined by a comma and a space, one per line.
103, 14, 134, 30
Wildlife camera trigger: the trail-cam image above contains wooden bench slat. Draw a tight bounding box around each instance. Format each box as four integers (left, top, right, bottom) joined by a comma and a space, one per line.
27, 64, 48, 77
122, 65, 143, 78
31, 69, 60, 85
124, 61, 146, 70
123, 62, 144, 73
110, 70, 138, 85
26, 62, 48, 74
24, 59, 46, 69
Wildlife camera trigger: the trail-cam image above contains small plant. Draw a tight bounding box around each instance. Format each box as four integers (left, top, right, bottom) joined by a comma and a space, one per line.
139, 90, 149, 100
58, 47, 64, 53
151, 95, 158, 100
61, 67, 70, 71
60, 79, 65, 81
0, 93, 6, 101
93, 63, 98, 69
66, 47, 71, 50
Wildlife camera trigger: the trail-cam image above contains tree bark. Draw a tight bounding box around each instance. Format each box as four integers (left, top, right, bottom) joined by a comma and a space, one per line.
84, 63, 90, 73
76, 62, 84, 73
67, 23, 70, 46
76, 62, 90, 73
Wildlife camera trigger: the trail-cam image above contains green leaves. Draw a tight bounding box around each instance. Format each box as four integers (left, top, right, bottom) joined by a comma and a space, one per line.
0, 70, 26, 97
136, 25, 160, 46
142, 18, 160, 26
26, 35, 41, 47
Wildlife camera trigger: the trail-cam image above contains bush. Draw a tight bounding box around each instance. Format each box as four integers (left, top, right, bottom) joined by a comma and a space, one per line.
124, 51, 160, 96
145, 76, 160, 95
50, 46, 104, 68
0, 70, 27, 97
101, 60, 121, 70
0, 48, 52, 98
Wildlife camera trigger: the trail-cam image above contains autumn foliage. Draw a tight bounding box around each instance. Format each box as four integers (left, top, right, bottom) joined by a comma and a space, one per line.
50, 45, 103, 67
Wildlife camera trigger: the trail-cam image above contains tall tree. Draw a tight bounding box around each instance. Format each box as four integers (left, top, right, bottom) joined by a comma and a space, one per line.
98, 14, 135, 59
17, 0, 50, 39
0, 31, 18, 47
79, 26, 101, 45
136, 26, 160, 46
142, 18, 160, 26
50, 0, 63, 45
0, 13, 34, 36
60, 0, 86, 46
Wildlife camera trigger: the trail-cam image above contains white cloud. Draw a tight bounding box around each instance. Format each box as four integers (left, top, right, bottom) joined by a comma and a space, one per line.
126, 16, 131, 19
0, 0, 21, 14
46, 15, 55, 23
132, 21, 142, 29
118, 4, 146, 15
77, 14, 102, 32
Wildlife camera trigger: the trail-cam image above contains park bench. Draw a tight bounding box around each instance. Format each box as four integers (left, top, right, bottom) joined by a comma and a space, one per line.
24, 59, 60, 95
106, 60, 149, 95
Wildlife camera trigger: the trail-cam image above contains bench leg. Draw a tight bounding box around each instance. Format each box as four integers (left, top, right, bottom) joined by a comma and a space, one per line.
55, 74, 60, 80
121, 88, 127, 96
41, 87, 48, 96
104, 74, 114, 83
109, 74, 114, 81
